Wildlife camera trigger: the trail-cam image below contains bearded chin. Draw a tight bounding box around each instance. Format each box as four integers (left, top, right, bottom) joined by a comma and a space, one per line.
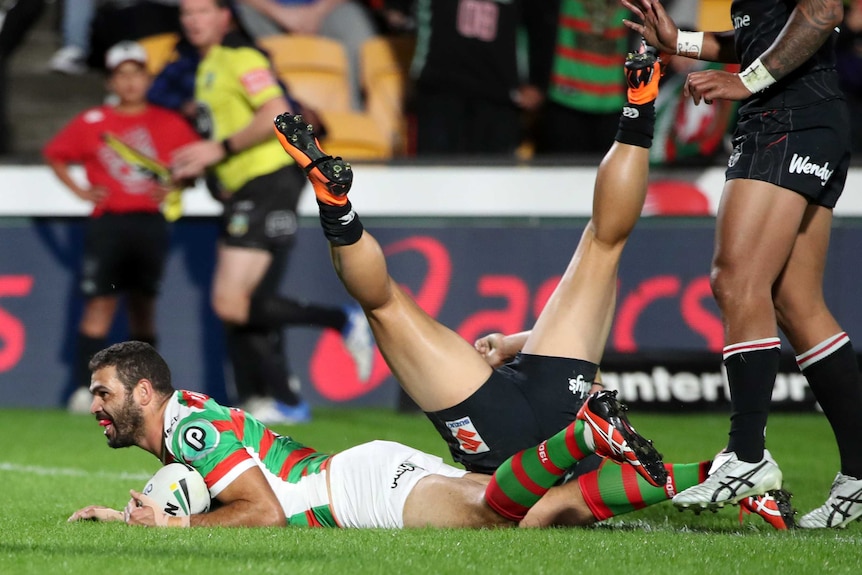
107, 398, 145, 449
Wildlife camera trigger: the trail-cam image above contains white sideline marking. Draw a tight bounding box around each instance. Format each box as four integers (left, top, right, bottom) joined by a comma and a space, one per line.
0, 461, 150, 481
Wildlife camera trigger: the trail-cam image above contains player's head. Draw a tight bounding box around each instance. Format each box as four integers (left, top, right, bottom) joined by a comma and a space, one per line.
88, 341, 174, 449
105, 41, 150, 107
89, 341, 174, 397
180, 0, 233, 52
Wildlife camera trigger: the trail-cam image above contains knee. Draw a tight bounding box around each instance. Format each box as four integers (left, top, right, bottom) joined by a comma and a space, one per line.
774, 290, 831, 339
710, 261, 750, 312
211, 290, 249, 325
587, 221, 628, 254
773, 291, 796, 332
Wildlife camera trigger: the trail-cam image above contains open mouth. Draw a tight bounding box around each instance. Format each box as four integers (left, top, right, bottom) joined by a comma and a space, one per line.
98, 418, 113, 435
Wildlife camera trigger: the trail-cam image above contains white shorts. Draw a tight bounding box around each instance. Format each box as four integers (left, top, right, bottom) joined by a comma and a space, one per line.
328, 440, 468, 528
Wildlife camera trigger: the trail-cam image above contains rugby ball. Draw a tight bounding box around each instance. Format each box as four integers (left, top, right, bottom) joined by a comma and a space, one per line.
142, 463, 211, 517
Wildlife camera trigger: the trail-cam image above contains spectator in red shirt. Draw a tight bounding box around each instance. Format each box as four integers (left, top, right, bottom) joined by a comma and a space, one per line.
43, 41, 200, 413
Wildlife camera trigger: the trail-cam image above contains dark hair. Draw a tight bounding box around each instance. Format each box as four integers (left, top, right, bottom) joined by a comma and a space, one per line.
89, 341, 174, 396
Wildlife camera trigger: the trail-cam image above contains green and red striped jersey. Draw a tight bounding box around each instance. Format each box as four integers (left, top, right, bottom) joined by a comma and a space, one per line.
547, 0, 631, 113
163, 390, 338, 527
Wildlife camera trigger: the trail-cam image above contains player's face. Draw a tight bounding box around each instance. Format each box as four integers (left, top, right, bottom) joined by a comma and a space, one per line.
89, 367, 146, 449
180, 0, 231, 51
109, 62, 149, 106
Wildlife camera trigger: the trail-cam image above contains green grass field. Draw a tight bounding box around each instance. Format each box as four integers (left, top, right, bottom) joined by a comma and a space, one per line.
1, 406, 860, 574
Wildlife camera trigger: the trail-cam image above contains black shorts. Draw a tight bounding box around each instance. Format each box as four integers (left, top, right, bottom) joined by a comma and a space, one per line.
725, 99, 850, 208
424, 353, 598, 474
80, 212, 169, 297
220, 164, 305, 252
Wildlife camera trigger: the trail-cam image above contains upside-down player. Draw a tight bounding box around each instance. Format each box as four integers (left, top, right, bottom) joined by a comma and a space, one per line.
271, 44, 794, 529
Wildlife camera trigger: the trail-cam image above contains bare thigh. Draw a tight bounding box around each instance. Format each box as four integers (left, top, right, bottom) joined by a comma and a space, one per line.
79, 296, 119, 337
711, 179, 808, 342
369, 279, 494, 411
211, 244, 272, 324
524, 143, 649, 364
331, 232, 493, 412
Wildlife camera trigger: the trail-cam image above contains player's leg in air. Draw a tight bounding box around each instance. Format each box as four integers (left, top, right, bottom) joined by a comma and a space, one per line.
274, 114, 666, 444
274, 114, 495, 414
271, 45, 793, 529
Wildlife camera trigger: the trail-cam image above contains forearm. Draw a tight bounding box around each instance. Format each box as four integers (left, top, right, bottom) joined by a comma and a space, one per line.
223, 96, 290, 153
502, 331, 530, 357
47, 160, 85, 196
188, 500, 284, 527
698, 31, 737, 64
759, 0, 843, 81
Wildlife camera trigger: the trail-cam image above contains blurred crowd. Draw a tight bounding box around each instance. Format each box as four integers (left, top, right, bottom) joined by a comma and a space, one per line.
2, 0, 861, 162
3, 0, 862, 417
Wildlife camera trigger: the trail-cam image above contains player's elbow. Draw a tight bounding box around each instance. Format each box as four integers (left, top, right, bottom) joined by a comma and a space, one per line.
808, 0, 844, 28
254, 503, 286, 527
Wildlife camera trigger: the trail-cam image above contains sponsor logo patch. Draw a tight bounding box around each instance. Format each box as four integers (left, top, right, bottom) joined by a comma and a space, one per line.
445, 416, 490, 454
788, 153, 833, 186
391, 462, 418, 489
176, 419, 220, 462
568, 374, 588, 396
240, 68, 277, 96
265, 210, 297, 238
339, 210, 356, 225
728, 146, 742, 168
227, 213, 249, 237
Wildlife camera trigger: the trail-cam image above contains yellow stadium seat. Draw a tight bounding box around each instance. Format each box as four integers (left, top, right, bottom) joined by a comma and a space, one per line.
698, 0, 732, 31
137, 32, 180, 76
257, 34, 352, 112
359, 35, 415, 156
317, 110, 392, 161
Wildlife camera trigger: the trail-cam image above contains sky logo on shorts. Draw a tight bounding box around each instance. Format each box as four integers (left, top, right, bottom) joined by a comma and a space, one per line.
445, 417, 490, 454
788, 154, 833, 187
568, 374, 588, 397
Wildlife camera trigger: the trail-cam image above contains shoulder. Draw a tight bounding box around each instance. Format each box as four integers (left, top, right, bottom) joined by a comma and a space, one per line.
217, 34, 271, 69
75, 106, 110, 126
173, 416, 225, 462
145, 104, 190, 124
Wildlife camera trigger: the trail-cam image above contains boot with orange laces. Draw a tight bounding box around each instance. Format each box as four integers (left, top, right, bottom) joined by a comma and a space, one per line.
274, 113, 363, 247
616, 40, 663, 150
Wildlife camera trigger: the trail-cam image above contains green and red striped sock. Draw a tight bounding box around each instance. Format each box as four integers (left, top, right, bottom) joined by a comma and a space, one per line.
578, 459, 709, 520
484, 419, 593, 521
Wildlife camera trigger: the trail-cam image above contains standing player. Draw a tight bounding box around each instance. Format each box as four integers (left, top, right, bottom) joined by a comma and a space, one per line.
273, 45, 793, 529
168, 0, 374, 423
623, 0, 862, 528
44, 41, 200, 413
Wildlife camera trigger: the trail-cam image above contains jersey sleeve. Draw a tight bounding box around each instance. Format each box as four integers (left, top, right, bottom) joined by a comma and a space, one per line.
43, 112, 90, 163
171, 416, 257, 498
233, 47, 285, 110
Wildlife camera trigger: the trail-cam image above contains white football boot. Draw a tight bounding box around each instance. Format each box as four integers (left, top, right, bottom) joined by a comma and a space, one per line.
673, 449, 783, 511
798, 473, 862, 528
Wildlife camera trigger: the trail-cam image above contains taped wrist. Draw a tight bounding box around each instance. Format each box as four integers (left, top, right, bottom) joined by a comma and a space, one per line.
676, 30, 704, 59
739, 57, 777, 94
